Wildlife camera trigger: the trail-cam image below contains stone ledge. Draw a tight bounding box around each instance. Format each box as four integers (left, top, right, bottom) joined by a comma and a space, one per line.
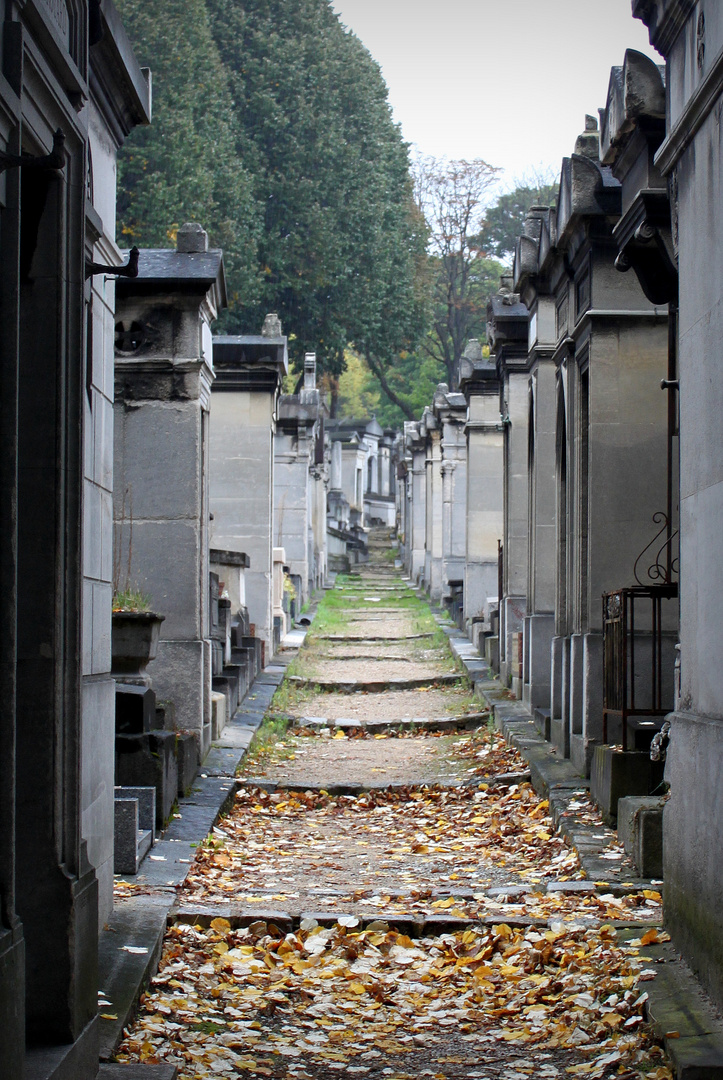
167, 906, 668, 939
98, 895, 170, 1061
289, 673, 465, 691
292, 712, 489, 733
622, 934, 723, 1080
99, 1067, 178, 1080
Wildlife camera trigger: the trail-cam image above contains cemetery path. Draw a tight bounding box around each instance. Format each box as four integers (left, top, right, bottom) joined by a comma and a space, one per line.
116, 531, 672, 1080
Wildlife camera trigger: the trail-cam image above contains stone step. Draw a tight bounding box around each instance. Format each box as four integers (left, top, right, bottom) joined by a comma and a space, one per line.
169, 903, 664, 939
318, 632, 435, 642
288, 672, 466, 692
292, 711, 489, 733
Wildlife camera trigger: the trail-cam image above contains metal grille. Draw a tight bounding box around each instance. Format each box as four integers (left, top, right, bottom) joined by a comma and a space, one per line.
602, 583, 678, 749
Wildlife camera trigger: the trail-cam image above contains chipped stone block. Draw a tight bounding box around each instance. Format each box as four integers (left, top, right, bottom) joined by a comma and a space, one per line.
617, 795, 665, 879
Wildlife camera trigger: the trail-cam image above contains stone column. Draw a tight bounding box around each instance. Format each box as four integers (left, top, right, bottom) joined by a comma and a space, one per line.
525, 325, 557, 716
210, 320, 288, 662
403, 422, 426, 583
275, 354, 322, 608
422, 410, 443, 601
459, 343, 504, 650
487, 291, 530, 689
435, 387, 468, 605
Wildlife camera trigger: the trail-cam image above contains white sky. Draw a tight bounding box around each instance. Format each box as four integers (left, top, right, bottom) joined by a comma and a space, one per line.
332, 0, 660, 193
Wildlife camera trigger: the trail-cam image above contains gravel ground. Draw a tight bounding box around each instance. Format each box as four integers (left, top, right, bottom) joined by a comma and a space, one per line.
241, 732, 472, 787
342, 620, 428, 638
316, 643, 444, 659
288, 687, 475, 720
296, 659, 459, 683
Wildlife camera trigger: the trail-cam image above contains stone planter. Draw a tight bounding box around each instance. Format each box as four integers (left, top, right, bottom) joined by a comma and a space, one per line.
111, 611, 165, 687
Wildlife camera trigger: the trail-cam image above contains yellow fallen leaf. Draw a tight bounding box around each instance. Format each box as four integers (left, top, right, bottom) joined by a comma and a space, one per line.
100, 1013, 118, 1020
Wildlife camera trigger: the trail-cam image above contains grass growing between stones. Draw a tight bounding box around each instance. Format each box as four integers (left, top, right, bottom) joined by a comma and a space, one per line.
305, 602, 349, 641
236, 715, 295, 775
264, 678, 316, 720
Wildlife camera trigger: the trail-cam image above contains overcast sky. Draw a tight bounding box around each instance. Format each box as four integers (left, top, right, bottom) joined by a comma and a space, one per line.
332, 0, 660, 193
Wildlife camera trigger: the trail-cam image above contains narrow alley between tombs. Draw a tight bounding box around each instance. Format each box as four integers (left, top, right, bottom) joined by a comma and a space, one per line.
115, 532, 673, 1080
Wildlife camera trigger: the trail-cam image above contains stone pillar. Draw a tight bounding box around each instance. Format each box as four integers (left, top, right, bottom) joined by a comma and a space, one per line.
525, 326, 557, 715
459, 341, 504, 649
422, 410, 443, 600
487, 290, 530, 689
403, 422, 426, 583
210, 322, 288, 662
114, 224, 226, 761
434, 386, 468, 605
275, 354, 322, 608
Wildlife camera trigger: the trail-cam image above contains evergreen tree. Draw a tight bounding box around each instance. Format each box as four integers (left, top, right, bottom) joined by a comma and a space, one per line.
481, 178, 559, 262
204, 0, 427, 377
115, 0, 262, 313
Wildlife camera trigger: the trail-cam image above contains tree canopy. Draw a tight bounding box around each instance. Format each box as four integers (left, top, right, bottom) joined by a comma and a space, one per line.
115, 0, 261, 309
115, 0, 426, 380
481, 177, 559, 262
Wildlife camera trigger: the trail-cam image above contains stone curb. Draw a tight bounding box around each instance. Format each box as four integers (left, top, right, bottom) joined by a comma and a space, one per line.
291, 711, 489, 733
616, 932, 723, 1080
317, 632, 436, 642
236, 772, 531, 796
167, 907, 665, 939
288, 672, 465, 692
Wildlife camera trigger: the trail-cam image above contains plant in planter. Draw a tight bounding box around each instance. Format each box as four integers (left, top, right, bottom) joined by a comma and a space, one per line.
112, 589, 164, 687
112, 486, 166, 686
112, 586, 152, 613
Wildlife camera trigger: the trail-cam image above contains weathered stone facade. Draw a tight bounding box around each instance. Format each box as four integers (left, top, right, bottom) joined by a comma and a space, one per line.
633, 0, 723, 1008
114, 223, 226, 761
0, 1, 150, 1074
209, 326, 288, 663
511, 122, 674, 773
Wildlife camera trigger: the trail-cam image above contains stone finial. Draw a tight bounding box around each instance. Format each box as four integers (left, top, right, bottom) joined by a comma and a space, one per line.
177, 222, 209, 253
462, 339, 483, 362
575, 115, 600, 159
261, 312, 283, 337
304, 352, 317, 391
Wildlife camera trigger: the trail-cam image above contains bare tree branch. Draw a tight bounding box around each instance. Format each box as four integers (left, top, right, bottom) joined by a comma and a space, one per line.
411, 153, 502, 384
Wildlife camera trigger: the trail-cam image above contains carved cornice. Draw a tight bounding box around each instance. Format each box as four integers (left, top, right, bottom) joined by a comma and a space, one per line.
656, 43, 723, 174
633, 0, 696, 58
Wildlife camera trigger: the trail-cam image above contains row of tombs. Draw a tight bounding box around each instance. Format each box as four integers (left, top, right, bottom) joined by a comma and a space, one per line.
396, 51, 678, 880
109, 227, 401, 880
